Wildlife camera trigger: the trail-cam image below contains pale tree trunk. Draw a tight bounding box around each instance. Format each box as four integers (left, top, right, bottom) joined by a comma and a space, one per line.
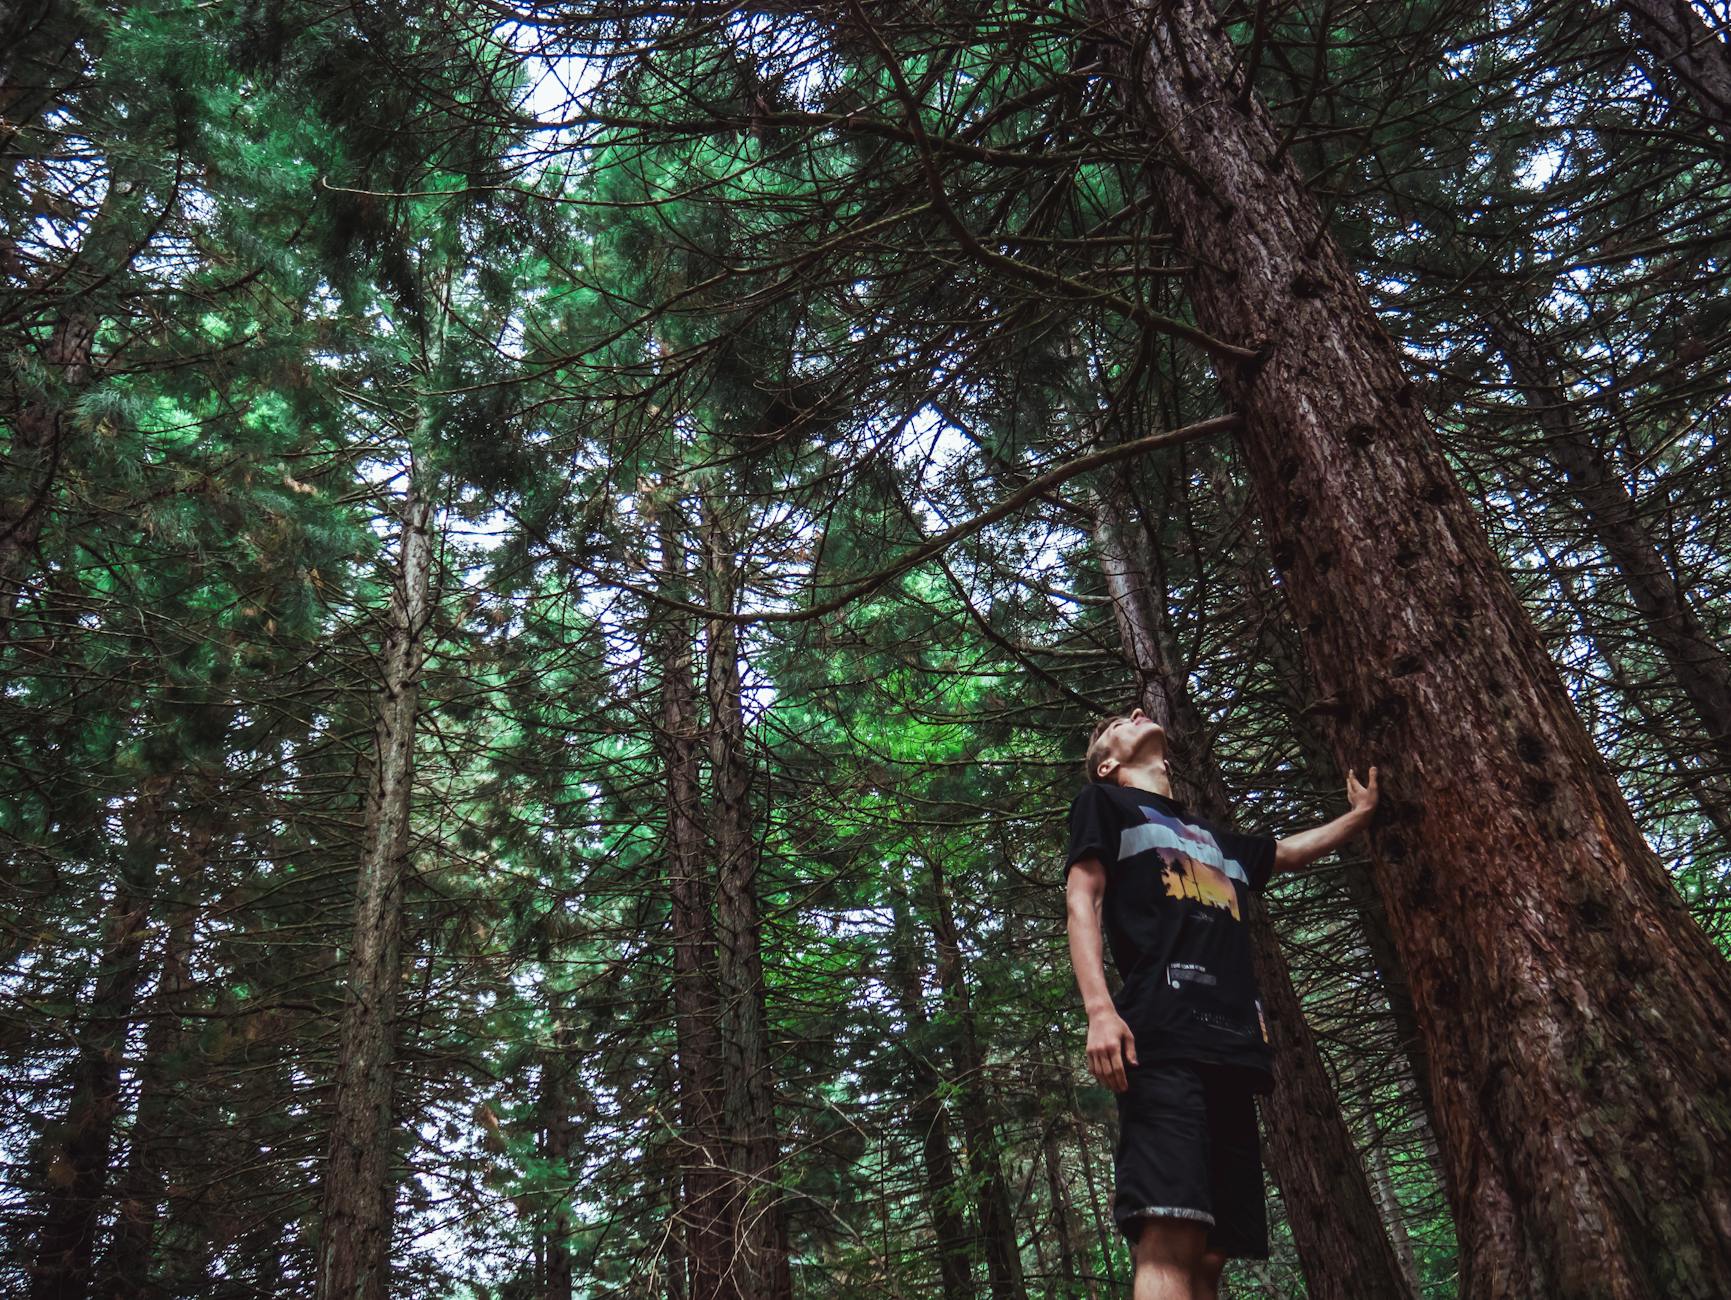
887, 882, 973, 1300
99, 807, 218, 1298
1092, 488, 1415, 1300
1087, 2, 1731, 1292
1365, 1107, 1423, 1294
30, 771, 175, 1300
1620, 0, 1731, 136
654, 508, 735, 1300
1492, 314, 1731, 775
315, 480, 435, 1300
702, 500, 791, 1300
924, 856, 1027, 1300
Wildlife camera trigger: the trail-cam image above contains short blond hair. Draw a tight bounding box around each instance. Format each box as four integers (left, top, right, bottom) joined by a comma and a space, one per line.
1083, 713, 1130, 784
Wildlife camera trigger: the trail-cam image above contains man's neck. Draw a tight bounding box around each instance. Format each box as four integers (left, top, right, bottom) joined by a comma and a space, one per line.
1116, 760, 1173, 800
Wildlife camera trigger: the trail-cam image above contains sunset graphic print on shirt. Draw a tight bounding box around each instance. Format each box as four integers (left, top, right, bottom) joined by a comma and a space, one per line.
1117, 806, 1251, 922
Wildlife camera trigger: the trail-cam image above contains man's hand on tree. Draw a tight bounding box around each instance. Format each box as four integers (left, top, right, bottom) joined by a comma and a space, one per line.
1086, 1009, 1137, 1093
1346, 765, 1379, 817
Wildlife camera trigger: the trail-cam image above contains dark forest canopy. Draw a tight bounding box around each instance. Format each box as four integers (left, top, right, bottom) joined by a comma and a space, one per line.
2, 1, 1728, 1297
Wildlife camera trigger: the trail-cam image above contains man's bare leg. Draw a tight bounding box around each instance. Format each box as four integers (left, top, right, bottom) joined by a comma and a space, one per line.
1131, 1218, 1208, 1300
1194, 1249, 1227, 1300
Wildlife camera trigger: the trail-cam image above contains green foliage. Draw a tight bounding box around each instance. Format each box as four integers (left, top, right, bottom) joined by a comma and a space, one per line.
2, 1, 1728, 1297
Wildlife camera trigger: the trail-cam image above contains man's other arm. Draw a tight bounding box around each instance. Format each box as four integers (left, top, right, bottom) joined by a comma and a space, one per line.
1272, 765, 1380, 875
1065, 856, 1137, 1092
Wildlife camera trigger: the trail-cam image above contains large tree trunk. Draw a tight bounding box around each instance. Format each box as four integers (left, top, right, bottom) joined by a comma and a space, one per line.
655, 509, 735, 1300
1092, 489, 1415, 1300
1492, 314, 1731, 775
315, 481, 435, 1300
1214, 468, 1440, 1135
29, 771, 174, 1300
924, 856, 1027, 1300
887, 882, 974, 1300
1620, 0, 1731, 136
1087, 3, 1731, 1293
702, 500, 791, 1300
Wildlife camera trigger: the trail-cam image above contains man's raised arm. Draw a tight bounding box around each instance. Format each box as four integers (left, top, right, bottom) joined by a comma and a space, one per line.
1066, 857, 1137, 1093
1272, 765, 1380, 875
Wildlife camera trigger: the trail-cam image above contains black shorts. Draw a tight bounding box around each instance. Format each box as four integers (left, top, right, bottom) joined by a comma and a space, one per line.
1111, 1059, 1269, 1258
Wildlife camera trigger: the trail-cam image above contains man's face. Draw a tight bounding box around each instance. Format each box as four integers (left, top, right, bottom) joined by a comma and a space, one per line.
1096, 707, 1166, 781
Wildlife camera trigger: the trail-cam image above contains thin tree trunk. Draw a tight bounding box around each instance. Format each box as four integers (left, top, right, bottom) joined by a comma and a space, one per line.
3, 77, 166, 645
702, 499, 791, 1300
29, 771, 174, 1300
924, 856, 1027, 1300
655, 507, 734, 1300
1092, 488, 1415, 1300
1088, 2, 1731, 1291
314, 480, 435, 1300
99, 808, 216, 1298
1026, 1032, 1086, 1297
1065, 1071, 1120, 1296
887, 882, 974, 1300
1493, 314, 1731, 775
541, 998, 574, 1300
1504, 482, 1731, 849
0, 2, 84, 279
1364, 1105, 1423, 1295
1, 309, 93, 642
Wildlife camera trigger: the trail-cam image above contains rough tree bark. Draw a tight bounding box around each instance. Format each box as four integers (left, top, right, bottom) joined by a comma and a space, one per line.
1092, 488, 1415, 1300
1619, 0, 1731, 137
654, 506, 735, 1300
1087, 2, 1731, 1293
29, 771, 174, 1300
702, 498, 792, 1300
1492, 314, 1731, 775
924, 855, 1028, 1300
314, 481, 435, 1300
1214, 466, 1440, 1134
887, 882, 973, 1300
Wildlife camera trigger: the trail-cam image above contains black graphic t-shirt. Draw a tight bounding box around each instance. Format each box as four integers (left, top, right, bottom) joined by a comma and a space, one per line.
1064, 781, 1278, 1086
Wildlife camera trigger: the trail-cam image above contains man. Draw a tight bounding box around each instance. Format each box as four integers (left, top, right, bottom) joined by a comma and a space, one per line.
1065, 707, 1378, 1299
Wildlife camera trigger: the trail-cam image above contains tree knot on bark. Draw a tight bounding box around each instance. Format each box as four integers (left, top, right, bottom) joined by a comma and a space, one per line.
1234, 338, 1274, 380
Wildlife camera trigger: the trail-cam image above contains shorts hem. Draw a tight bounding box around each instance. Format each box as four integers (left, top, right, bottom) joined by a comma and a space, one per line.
1118, 1204, 1216, 1227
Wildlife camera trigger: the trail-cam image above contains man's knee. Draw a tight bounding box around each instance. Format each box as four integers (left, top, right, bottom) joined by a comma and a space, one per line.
1131, 1216, 1210, 1269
